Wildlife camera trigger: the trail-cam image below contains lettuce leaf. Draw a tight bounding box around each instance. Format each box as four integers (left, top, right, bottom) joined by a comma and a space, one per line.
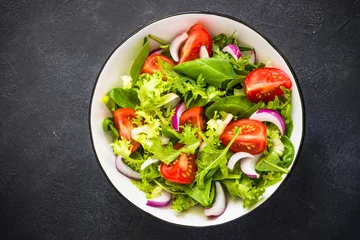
171, 194, 197, 212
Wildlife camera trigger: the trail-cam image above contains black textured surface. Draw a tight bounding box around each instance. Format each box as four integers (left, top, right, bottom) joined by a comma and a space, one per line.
1, 0, 360, 239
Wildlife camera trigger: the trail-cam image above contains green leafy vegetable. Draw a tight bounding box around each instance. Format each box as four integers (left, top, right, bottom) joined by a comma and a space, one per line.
102, 117, 119, 139
171, 194, 197, 212
174, 58, 236, 88
130, 37, 149, 84
107, 88, 140, 108
205, 95, 254, 119
281, 135, 295, 168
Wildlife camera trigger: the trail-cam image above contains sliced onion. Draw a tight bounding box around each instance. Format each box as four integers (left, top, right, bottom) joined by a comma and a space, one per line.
249, 48, 256, 64
170, 32, 188, 62
222, 44, 242, 60
115, 156, 141, 180
200, 45, 209, 58
140, 158, 159, 171
199, 141, 207, 152
172, 102, 186, 131
146, 190, 172, 207
223, 113, 234, 126
160, 135, 170, 145
250, 109, 286, 136
227, 152, 255, 171
215, 113, 234, 135
149, 48, 163, 55
240, 154, 262, 178
204, 182, 226, 217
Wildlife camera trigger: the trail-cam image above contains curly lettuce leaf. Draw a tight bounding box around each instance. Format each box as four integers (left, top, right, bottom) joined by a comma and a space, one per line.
171, 194, 197, 212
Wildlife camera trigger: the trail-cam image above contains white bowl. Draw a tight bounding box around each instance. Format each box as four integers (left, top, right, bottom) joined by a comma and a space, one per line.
89, 12, 305, 227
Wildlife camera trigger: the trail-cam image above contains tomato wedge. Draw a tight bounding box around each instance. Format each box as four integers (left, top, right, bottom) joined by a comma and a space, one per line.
179, 24, 212, 63
219, 119, 267, 154
245, 67, 292, 102
113, 108, 140, 153
141, 53, 175, 79
179, 106, 206, 132
160, 143, 197, 184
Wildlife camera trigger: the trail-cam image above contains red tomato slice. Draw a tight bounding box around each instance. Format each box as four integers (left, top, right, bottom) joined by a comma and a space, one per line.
113, 108, 140, 153
178, 24, 212, 63
179, 106, 206, 132
160, 143, 197, 184
219, 119, 267, 154
140, 54, 175, 78
245, 67, 292, 102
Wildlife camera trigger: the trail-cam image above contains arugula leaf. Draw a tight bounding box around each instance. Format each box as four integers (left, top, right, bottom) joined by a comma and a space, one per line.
255, 152, 290, 173
130, 37, 149, 84
205, 95, 254, 119
195, 128, 241, 189
239, 46, 253, 52
107, 88, 140, 108
102, 117, 119, 139
212, 33, 238, 49
226, 75, 245, 90
183, 178, 215, 207
174, 58, 236, 88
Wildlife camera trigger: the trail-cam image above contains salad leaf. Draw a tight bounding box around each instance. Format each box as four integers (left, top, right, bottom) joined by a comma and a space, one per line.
281, 135, 295, 168
205, 95, 254, 119
255, 152, 290, 173
256, 171, 282, 188
101, 95, 116, 111
221, 176, 265, 208
183, 178, 215, 207
107, 88, 140, 108
130, 37, 149, 84
171, 194, 197, 212
131, 180, 162, 199
212, 32, 238, 49
195, 127, 241, 189
102, 117, 119, 139
174, 58, 236, 88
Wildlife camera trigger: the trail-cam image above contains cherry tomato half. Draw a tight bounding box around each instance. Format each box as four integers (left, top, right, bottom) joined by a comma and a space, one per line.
179, 106, 206, 132
113, 108, 140, 153
160, 143, 197, 184
245, 67, 292, 102
219, 119, 267, 154
140, 54, 175, 78
179, 24, 213, 63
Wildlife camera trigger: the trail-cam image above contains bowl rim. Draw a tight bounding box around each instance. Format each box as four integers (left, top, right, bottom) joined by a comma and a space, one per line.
88, 11, 306, 228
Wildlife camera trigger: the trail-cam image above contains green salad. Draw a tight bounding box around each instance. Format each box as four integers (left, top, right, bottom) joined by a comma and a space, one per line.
101, 23, 295, 216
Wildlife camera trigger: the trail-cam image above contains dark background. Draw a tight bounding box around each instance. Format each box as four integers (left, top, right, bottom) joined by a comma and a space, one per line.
1, 0, 360, 239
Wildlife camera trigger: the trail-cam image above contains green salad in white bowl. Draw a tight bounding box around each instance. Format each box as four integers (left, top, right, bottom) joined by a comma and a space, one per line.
89, 12, 304, 227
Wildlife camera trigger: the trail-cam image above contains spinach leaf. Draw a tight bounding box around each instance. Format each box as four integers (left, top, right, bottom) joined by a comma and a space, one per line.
281, 135, 295, 168
174, 58, 236, 88
130, 37, 149, 84
108, 88, 140, 108
205, 95, 254, 119
102, 117, 119, 139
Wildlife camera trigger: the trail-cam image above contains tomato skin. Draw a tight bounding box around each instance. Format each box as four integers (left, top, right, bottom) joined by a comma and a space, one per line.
179, 106, 206, 132
179, 24, 213, 63
245, 67, 292, 102
160, 143, 197, 184
140, 54, 175, 78
113, 108, 140, 153
219, 119, 267, 154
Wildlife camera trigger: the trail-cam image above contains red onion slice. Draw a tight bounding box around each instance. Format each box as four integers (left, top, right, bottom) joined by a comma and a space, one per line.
149, 48, 163, 55
170, 32, 188, 62
204, 182, 226, 217
227, 152, 255, 171
115, 156, 141, 180
240, 154, 262, 178
140, 158, 159, 171
199, 141, 207, 152
250, 109, 286, 136
222, 44, 242, 60
199, 45, 209, 58
172, 102, 186, 131
146, 190, 172, 208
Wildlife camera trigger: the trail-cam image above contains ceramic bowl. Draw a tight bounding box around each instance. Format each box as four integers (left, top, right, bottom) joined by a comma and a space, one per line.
89, 12, 305, 227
